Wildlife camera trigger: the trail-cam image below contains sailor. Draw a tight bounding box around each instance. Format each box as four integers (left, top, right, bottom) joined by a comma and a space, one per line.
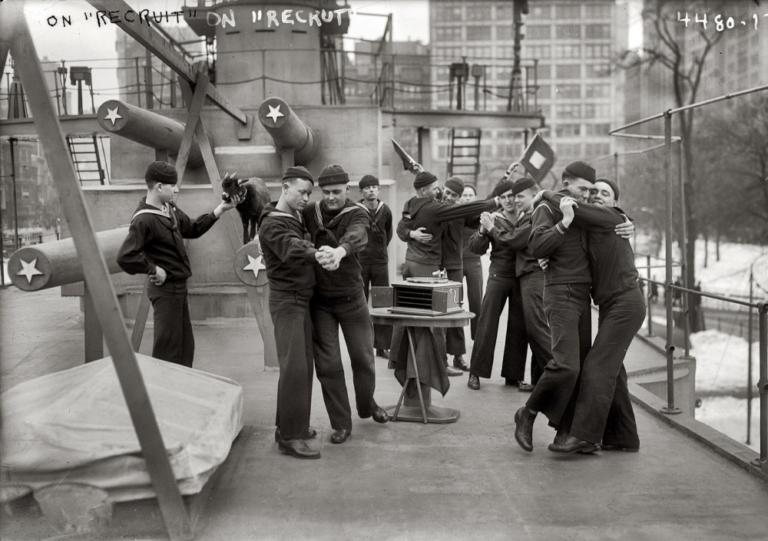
466, 179, 535, 391
460, 184, 484, 343
544, 178, 644, 454
393, 171, 501, 377
117, 161, 240, 368
513, 162, 633, 453
258, 166, 328, 460
305, 164, 390, 446
356, 174, 393, 360
439, 176, 471, 372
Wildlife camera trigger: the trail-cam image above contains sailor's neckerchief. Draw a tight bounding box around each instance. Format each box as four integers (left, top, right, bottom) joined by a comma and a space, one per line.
312, 201, 358, 246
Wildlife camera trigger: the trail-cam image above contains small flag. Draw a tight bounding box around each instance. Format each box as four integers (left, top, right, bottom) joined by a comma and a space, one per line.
392, 138, 422, 175
519, 133, 556, 183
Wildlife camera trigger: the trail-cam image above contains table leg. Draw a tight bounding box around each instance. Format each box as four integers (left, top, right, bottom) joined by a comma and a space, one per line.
406, 327, 428, 424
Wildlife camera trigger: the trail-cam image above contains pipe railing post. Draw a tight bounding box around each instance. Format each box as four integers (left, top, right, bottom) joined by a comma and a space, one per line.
747, 269, 754, 446
752, 303, 767, 472
646, 255, 653, 336
678, 141, 692, 357
662, 111, 681, 415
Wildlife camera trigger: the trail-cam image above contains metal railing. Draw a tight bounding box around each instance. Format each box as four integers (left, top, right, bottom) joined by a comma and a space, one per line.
611, 83, 768, 473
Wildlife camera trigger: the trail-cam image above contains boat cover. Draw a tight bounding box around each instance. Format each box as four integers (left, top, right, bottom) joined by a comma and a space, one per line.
1, 354, 243, 502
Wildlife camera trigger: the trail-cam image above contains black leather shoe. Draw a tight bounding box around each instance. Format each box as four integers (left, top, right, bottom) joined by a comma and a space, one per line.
548, 435, 599, 454
372, 407, 389, 424
278, 438, 321, 459
275, 427, 317, 442
601, 443, 639, 452
376, 348, 390, 359
331, 428, 351, 444
453, 355, 470, 371
514, 407, 536, 452
552, 427, 568, 447
517, 381, 535, 392
467, 374, 480, 390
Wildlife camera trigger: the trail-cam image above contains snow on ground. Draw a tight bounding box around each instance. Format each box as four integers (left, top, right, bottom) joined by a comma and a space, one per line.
634, 236, 768, 310
696, 396, 760, 452
690, 330, 760, 393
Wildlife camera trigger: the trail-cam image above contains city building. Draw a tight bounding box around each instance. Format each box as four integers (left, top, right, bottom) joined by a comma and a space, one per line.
429, 0, 630, 186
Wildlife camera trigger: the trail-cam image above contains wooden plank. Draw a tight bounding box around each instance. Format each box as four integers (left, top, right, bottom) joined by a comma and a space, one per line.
84, 285, 105, 362
6, 7, 193, 541
175, 76, 209, 185
85, 0, 247, 125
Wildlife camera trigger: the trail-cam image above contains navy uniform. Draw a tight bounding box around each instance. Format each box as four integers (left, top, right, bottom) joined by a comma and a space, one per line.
513, 161, 598, 452
117, 161, 223, 368
461, 188, 484, 341
258, 166, 320, 456
305, 165, 389, 443
544, 180, 643, 452
356, 174, 394, 355
466, 179, 532, 388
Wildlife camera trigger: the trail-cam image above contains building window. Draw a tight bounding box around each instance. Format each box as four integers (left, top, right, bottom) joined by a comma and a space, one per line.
526, 25, 551, 40
585, 123, 611, 136
556, 24, 581, 40
466, 4, 491, 21
585, 83, 610, 98
467, 25, 492, 41
529, 5, 552, 19
584, 103, 611, 117
557, 143, 582, 158
585, 143, 611, 157
496, 4, 513, 20
466, 45, 491, 59
556, 64, 581, 79
584, 44, 610, 59
584, 4, 610, 19
555, 44, 581, 59
585, 24, 611, 39
496, 25, 514, 40
555, 4, 581, 19
556, 123, 581, 137
537, 85, 552, 99
537, 63, 552, 79
555, 84, 581, 99
585, 63, 610, 78
434, 27, 462, 42
434, 4, 462, 22
556, 103, 582, 118
526, 44, 552, 59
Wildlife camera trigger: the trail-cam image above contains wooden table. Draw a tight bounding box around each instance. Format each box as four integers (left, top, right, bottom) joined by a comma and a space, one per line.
369, 308, 473, 424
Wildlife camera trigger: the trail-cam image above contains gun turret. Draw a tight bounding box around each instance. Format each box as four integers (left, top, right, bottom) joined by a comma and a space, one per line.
257, 97, 316, 165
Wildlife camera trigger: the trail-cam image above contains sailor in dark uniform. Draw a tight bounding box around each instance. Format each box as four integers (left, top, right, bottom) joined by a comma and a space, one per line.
258, 166, 329, 460
305, 165, 390, 446
356, 174, 393, 360
117, 161, 240, 368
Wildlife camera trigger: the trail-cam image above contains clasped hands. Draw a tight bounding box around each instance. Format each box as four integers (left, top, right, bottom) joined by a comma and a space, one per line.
315, 245, 347, 271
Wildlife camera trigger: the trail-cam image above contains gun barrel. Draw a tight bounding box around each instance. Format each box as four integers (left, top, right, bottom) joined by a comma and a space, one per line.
97, 100, 207, 168
8, 227, 129, 291
257, 97, 316, 165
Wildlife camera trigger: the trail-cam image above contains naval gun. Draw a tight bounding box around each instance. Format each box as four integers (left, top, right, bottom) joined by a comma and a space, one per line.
97, 100, 210, 168
257, 97, 317, 165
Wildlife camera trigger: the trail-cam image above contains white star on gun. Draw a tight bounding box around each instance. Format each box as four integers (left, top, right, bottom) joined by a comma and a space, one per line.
104, 107, 122, 126
17, 258, 44, 284
243, 255, 266, 278
265, 104, 284, 125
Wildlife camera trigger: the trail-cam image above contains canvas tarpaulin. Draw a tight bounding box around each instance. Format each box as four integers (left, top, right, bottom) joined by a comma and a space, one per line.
1, 354, 243, 502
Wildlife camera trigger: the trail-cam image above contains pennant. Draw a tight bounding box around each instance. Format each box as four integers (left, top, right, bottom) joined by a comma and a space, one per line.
519, 133, 556, 183
392, 138, 422, 175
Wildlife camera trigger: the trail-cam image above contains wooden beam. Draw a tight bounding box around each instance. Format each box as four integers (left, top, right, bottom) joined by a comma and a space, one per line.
174, 74, 209, 185
5, 5, 193, 540
85, 0, 247, 125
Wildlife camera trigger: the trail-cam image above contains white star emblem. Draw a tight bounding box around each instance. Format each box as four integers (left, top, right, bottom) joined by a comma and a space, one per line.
17, 258, 44, 284
265, 104, 284, 125
104, 107, 122, 126
243, 255, 266, 278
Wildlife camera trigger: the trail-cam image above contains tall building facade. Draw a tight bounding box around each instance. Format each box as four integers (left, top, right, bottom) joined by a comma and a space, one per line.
344, 40, 432, 110
429, 0, 629, 183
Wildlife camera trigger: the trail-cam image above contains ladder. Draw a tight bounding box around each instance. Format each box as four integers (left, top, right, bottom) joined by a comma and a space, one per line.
447, 128, 482, 183
66, 135, 106, 185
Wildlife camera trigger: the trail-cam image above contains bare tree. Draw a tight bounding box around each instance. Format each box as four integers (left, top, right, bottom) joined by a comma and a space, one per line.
619, 0, 724, 331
